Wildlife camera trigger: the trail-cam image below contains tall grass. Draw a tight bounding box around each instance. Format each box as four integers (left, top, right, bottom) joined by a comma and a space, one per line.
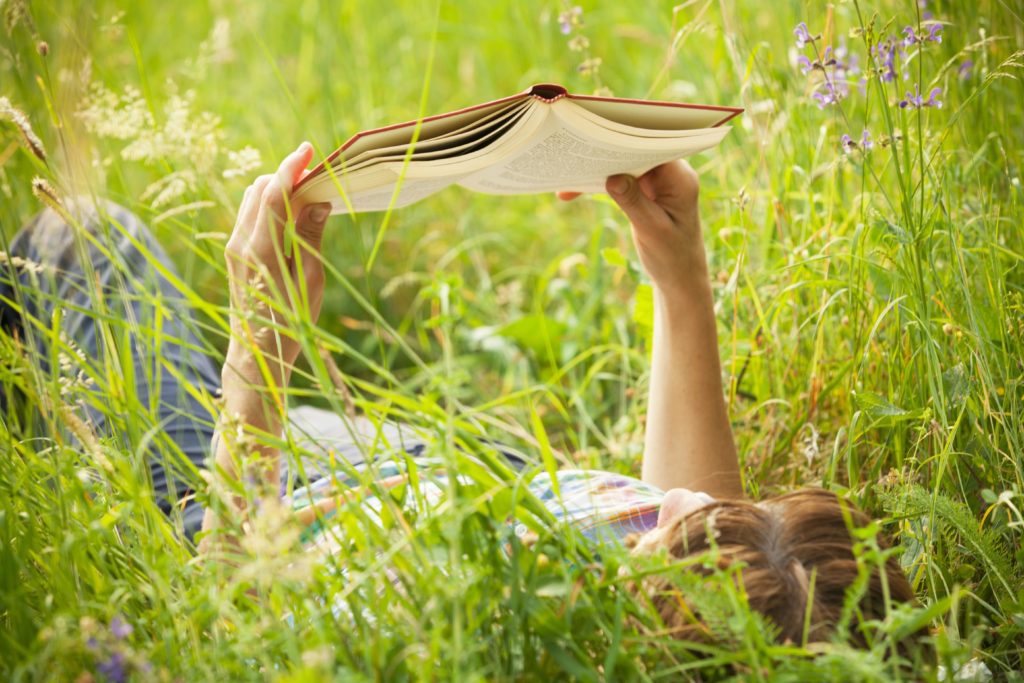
1, 0, 1022, 679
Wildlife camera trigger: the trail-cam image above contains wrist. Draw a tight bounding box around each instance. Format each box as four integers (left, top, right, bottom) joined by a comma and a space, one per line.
223, 343, 291, 388
653, 262, 713, 313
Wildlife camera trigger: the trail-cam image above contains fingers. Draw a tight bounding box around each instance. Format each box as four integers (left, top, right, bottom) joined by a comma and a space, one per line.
233, 175, 273, 236
278, 141, 315, 187
293, 202, 332, 300
295, 202, 332, 253
605, 174, 671, 231
636, 161, 700, 221
251, 142, 315, 255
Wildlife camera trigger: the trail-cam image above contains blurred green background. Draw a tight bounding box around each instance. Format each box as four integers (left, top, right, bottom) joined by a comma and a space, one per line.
2, 0, 1023, 678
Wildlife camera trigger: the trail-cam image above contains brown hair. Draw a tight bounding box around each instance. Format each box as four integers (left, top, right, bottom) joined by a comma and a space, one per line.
629, 488, 925, 653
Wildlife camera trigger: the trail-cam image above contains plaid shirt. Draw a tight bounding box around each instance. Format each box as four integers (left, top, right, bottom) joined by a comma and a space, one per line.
525, 469, 665, 543
292, 459, 669, 549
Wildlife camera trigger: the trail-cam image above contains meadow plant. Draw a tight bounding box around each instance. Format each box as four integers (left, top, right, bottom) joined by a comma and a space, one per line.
1, 0, 1023, 680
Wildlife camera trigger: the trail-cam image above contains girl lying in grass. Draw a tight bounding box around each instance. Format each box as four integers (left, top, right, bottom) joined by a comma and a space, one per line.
0, 142, 923, 655
202, 142, 923, 651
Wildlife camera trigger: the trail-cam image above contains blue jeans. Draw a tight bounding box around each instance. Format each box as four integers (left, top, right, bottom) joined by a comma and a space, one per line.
0, 200, 530, 542
0, 200, 220, 539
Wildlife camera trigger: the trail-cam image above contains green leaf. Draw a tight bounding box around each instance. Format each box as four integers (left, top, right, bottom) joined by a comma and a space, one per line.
852, 391, 922, 424
497, 314, 567, 359
633, 283, 654, 355
601, 246, 627, 267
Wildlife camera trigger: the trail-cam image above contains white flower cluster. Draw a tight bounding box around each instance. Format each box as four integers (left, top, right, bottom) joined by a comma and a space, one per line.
76, 81, 261, 208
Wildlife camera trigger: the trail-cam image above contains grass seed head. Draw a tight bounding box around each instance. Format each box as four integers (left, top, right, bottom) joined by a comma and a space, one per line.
0, 95, 47, 162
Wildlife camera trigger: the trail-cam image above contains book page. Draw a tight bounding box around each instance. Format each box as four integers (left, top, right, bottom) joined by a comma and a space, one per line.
294, 105, 548, 214
333, 99, 532, 172
297, 169, 467, 214
341, 101, 532, 173
457, 114, 730, 195
570, 96, 733, 130
557, 101, 724, 139
320, 96, 529, 172
344, 174, 470, 212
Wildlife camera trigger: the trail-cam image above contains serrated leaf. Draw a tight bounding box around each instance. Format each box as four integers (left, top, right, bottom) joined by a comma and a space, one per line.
853, 391, 922, 423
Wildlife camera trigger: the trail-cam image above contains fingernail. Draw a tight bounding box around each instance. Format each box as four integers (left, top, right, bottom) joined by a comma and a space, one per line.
297, 141, 311, 154
606, 175, 630, 195
309, 204, 331, 223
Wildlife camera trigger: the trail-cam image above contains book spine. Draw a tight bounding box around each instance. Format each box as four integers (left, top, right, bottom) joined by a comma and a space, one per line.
528, 84, 569, 102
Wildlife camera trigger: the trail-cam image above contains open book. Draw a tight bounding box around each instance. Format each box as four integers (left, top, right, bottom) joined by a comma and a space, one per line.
294, 84, 742, 214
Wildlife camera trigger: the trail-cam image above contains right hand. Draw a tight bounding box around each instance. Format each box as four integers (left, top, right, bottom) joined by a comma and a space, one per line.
224, 142, 332, 385
559, 160, 707, 299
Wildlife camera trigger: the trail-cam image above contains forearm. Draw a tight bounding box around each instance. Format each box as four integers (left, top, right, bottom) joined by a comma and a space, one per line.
642, 269, 742, 499
200, 349, 287, 538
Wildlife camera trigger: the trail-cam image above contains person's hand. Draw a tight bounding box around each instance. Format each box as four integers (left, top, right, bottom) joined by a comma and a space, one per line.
224, 141, 332, 386
558, 160, 706, 300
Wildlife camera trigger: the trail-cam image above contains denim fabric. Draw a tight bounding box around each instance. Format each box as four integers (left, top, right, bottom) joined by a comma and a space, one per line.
0, 200, 529, 543
0, 200, 220, 539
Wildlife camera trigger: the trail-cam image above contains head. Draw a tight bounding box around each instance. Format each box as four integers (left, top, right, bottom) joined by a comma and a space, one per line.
629, 488, 924, 653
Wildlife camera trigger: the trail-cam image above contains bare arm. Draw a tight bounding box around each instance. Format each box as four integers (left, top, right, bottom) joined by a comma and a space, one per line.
199, 142, 332, 552
560, 162, 742, 499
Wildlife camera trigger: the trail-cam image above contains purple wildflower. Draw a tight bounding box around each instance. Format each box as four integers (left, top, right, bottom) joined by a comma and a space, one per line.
812, 81, 846, 108
958, 60, 974, 79
903, 23, 943, 46
919, 0, 934, 21
821, 45, 838, 67
86, 637, 100, 651
558, 6, 582, 35
899, 85, 943, 109
873, 39, 900, 82
842, 129, 874, 153
794, 22, 814, 48
109, 617, 133, 640
797, 40, 860, 106
833, 43, 860, 77
97, 652, 126, 683
861, 129, 874, 150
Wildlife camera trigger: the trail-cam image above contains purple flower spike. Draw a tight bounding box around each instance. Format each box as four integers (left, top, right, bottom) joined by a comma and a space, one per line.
797, 55, 813, 74
109, 616, 133, 640
812, 81, 845, 109
794, 22, 813, 48
861, 129, 874, 150
899, 85, 942, 109
873, 40, 899, 82
558, 6, 582, 35
903, 23, 942, 46
97, 653, 127, 683
958, 59, 974, 79
841, 130, 873, 154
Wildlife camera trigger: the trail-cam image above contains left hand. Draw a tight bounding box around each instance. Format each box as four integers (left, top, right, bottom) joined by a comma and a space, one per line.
224, 142, 332, 385
558, 161, 707, 301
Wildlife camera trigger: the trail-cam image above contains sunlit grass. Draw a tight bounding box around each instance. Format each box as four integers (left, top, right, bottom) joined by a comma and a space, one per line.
1, 0, 1022, 679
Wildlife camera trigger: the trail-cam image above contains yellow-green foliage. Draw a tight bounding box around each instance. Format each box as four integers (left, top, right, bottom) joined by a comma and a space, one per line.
1, 0, 1022, 680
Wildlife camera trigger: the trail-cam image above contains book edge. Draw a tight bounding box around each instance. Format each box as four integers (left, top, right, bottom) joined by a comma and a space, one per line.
296, 84, 744, 191
296, 90, 533, 191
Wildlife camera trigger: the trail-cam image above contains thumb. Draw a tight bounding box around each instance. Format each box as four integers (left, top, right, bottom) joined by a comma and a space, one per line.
296, 202, 331, 252
277, 141, 315, 190
606, 174, 668, 228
